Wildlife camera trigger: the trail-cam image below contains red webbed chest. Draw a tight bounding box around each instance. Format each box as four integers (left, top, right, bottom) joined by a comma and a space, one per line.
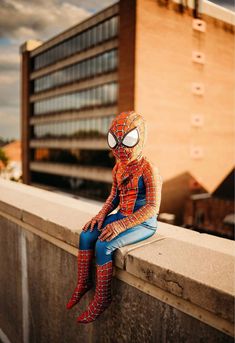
115, 159, 145, 214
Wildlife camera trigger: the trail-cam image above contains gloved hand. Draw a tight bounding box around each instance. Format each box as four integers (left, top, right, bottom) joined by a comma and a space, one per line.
82, 211, 106, 232
98, 220, 126, 241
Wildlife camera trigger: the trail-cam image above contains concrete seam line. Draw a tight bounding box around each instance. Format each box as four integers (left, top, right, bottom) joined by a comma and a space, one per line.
122, 237, 166, 269
20, 231, 29, 343
114, 268, 234, 338
0, 329, 12, 343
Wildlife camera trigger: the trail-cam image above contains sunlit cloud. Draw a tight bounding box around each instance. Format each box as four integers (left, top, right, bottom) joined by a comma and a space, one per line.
0, 107, 19, 140
0, 0, 90, 43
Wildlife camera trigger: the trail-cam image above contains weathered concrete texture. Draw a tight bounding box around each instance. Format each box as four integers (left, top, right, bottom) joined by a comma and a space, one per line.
95, 278, 233, 343
26, 231, 93, 343
114, 234, 166, 269
0, 216, 23, 343
126, 238, 234, 323
0, 215, 233, 343
24, 231, 234, 343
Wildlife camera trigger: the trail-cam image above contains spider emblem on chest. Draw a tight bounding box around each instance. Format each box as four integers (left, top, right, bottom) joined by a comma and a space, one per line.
121, 174, 134, 187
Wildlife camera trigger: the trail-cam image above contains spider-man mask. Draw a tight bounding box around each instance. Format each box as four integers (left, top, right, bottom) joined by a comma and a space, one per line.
107, 111, 146, 163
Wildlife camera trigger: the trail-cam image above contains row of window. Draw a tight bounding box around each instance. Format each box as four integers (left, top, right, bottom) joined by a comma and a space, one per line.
31, 171, 111, 200
33, 82, 118, 115
33, 148, 115, 168
33, 16, 118, 70
33, 115, 115, 139
34, 49, 118, 93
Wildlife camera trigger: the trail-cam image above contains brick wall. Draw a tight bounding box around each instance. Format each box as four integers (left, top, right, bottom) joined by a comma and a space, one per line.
118, 0, 136, 112
134, 0, 234, 195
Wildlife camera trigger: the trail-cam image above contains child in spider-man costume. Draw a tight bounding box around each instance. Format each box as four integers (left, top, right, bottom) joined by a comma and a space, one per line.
66, 111, 163, 323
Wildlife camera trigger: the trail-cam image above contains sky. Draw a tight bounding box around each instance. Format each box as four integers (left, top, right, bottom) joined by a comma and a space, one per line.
0, 0, 233, 141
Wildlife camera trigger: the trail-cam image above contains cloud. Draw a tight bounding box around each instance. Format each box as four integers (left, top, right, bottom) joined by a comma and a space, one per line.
210, 0, 235, 11
0, 0, 91, 44
0, 45, 20, 119
0, 74, 18, 84
0, 52, 20, 139
62, 0, 117, 13
0, 47, 20, 71
0, 107, 19, 140
0, 108, 18, 124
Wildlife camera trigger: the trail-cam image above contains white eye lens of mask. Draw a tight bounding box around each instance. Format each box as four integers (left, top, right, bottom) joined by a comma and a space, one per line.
122, 128, 139, 147
107, 131, 117, 148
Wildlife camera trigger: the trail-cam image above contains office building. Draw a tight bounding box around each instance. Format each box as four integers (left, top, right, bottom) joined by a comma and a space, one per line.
21, 4, 119, 200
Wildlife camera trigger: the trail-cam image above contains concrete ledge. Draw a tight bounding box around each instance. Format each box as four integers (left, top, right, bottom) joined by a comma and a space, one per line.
0, 179, 234, 337
126, 238, 234, 323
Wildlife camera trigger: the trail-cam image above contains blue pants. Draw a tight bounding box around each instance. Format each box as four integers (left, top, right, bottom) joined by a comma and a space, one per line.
79, 210, 158, 265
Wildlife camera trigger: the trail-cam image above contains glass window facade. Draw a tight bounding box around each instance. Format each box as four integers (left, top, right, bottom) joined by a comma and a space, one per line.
33, 82, 118, 115
31, 171, 112, 200
33, 16, 118, 70
33, 49, 118, 93
33, 115, 115, 139
32, 148, 115, 168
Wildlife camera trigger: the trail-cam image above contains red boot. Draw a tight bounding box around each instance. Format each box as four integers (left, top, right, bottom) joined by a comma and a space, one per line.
76, 260, 113, 323
66, 249, 94, 310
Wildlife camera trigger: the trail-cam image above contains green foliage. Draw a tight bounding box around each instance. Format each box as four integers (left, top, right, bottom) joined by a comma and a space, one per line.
0, 148, 9, 167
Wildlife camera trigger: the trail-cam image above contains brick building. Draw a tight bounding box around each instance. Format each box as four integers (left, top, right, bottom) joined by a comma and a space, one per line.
183, 167, 235, 239
20, 0, 234, 223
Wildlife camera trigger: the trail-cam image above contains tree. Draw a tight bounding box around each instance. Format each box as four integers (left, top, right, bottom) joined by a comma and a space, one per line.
0, 148, 9, 167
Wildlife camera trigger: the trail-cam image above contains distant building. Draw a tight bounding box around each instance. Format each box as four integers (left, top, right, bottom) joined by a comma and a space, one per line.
0, 140, 22, 181
183, 168, 235, 239
20, 0, 235, 218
